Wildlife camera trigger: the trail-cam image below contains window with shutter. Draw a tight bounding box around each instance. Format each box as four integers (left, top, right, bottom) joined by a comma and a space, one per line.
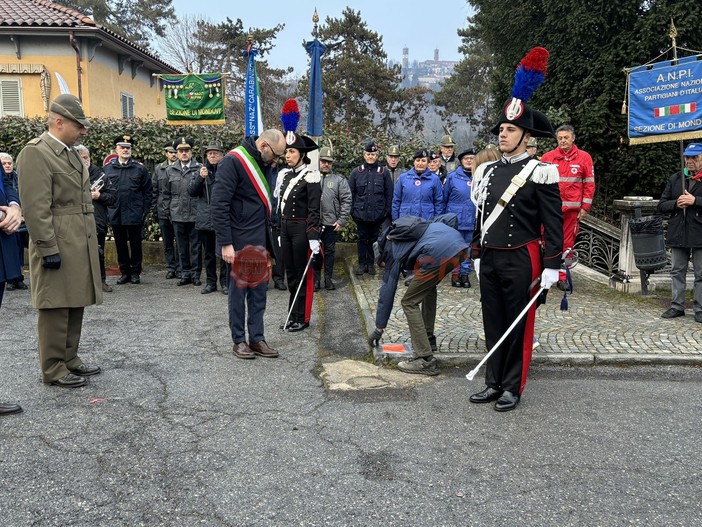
0, 78, 23, 117
120, 92, 135, 118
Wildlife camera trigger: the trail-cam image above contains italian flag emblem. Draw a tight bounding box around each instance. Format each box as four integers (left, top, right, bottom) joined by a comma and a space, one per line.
654, 102, 696, 118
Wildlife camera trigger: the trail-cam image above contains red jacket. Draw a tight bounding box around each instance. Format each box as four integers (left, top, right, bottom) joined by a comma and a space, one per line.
541, 144, 595, 212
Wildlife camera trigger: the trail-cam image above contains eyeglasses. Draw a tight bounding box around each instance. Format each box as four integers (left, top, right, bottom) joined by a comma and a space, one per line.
264, 142, 285, 158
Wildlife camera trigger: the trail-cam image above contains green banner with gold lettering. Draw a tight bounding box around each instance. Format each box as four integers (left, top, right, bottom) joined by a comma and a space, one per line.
162, 73, 225, 125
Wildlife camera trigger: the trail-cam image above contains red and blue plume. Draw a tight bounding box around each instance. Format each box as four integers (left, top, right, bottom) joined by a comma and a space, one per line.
280, 99, 300, 134
511, 47, 549, 102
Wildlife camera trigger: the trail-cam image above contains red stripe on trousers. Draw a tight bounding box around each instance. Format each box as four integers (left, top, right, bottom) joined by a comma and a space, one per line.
304, 249, 315, 323
520, 239, 543, 394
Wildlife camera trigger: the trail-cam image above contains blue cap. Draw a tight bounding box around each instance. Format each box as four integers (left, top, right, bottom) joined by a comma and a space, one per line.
683, 143, 702, 157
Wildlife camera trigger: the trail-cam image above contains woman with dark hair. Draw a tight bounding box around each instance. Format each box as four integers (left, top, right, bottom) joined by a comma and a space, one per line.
278, 132, 322, 332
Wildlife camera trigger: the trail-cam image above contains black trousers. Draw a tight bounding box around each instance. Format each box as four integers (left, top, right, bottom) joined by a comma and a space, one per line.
314, 225, 338, 280
198, 229, 218, 286
97, 230, 107, 281
220, 260, 229, 289
281, 219, 314, 323
480, 241, 541, 395
112, 224, 143, 276
174, 221, 200, 280
271, 223, 285, 285
356, 219, 382, 267
158, 218, 179, 273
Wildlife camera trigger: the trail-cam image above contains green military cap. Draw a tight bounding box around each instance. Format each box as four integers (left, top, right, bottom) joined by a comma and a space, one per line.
526, 137, 538, 148
50, 94, 90, 128
204, 141, 224, 153
319, 146, 334, 162
440, 134, 455, 147
387, 145, 401, 156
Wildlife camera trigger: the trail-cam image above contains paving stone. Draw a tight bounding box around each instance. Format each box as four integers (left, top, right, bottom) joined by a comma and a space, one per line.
350, 260, 702, 363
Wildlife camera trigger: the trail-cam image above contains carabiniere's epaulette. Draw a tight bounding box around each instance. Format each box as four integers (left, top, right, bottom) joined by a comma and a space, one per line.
303, 170, 321, 184
531, 163, 559, 184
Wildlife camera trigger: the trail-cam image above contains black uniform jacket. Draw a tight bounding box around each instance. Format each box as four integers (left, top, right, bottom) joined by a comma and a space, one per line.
471, 154, 563, 269
105, 158, 152, 226
210, 136, 277, 259
278, 165, 322, 241
658, 171, 702, 249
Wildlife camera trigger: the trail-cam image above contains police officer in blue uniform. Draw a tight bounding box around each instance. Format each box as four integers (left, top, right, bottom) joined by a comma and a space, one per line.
349, 141, 394, 276
104, 134, 152, 285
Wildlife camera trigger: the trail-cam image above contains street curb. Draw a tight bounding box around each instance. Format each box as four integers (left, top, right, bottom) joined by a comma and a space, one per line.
419, 353, 702, 369
345, 257, 702, 370
347, 258, 377, 339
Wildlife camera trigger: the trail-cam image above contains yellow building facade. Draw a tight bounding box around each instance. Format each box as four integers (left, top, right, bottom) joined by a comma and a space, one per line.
0, 0, 179, 119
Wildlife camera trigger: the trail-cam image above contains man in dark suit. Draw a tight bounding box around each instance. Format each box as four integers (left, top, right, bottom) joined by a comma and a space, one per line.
0, 166, 24, 413
210, 129, 285, 360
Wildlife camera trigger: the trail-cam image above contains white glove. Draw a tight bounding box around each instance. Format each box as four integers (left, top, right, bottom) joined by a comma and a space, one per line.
540, 268, 559, 289
309, 240, 321, 254
473, 259, 480, 282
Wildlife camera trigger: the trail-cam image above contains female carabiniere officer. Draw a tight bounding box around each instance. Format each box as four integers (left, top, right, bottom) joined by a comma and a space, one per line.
278, 132, 322, 332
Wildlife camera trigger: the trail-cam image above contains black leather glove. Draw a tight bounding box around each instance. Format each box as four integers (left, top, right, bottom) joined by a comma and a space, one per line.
42, 253, 61, 269
368, 328, 384, 348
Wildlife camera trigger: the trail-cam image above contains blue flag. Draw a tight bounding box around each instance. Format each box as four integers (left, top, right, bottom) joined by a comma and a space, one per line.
628, 54, 702, 145
306, 39, 326, 137
244, 47, 263, 137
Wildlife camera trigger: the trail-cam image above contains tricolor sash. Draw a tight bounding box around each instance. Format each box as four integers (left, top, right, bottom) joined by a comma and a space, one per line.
229, 146, 271, 216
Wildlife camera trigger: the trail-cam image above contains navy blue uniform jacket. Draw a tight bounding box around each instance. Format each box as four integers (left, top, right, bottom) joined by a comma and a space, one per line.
0, 171, 22, 283
375, 214, 468, 329
210, 136, 277, 259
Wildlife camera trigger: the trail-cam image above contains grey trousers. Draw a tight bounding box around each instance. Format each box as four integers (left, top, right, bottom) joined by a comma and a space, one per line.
670, 247, 702, 313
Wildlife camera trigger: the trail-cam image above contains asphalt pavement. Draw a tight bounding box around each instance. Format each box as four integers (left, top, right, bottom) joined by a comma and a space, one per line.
1, 265, 701, 526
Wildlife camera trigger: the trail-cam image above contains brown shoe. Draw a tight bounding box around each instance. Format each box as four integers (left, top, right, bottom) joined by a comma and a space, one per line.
249, 340, 279, 358
232, 342, 255, 359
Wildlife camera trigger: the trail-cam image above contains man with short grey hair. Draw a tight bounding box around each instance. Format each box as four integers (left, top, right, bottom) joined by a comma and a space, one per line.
541, 124, 596, 251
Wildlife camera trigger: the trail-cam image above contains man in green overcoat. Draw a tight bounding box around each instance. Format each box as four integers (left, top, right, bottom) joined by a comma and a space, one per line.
16, 94, 103, 388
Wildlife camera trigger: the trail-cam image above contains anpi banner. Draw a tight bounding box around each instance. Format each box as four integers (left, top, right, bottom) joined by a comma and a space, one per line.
628, 55, 702, 145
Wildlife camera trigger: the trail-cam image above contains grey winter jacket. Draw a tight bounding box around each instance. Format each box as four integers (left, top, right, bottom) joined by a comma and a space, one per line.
319, 172, 352, 227
163, 161, 202, 223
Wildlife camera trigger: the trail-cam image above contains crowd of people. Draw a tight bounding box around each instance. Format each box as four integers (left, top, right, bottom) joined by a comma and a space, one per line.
1, 77, 607, 415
